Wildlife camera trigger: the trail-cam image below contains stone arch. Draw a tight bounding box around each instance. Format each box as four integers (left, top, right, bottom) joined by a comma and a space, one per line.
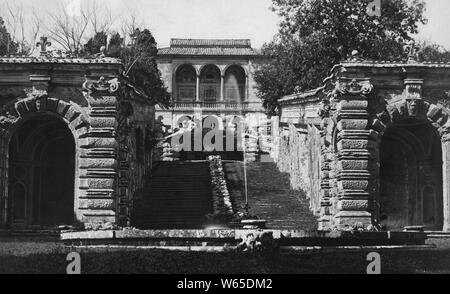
198, 64, 219, 76
371, 99, 450, 139
174, 64, 197, 102
174, 63, 199, 77
222, 64, 248, 77
199, 64, 221, 102
0, 96, 89, 227
371, 98, 448, 230
224, 65, 246, 103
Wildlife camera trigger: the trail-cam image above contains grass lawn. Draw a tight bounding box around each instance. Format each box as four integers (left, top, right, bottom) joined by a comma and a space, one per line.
1, 237, 450, 274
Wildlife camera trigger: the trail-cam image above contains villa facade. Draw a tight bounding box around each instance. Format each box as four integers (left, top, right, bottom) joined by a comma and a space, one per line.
156, 39, 267, 132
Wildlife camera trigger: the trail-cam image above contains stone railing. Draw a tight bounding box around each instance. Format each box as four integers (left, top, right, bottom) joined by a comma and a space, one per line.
172, 102, 249, 111
206, 156, 234, 223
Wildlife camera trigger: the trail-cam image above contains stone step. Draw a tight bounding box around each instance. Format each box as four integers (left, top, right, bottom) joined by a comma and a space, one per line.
132, 161, 214, 229
224, 161, 318, 230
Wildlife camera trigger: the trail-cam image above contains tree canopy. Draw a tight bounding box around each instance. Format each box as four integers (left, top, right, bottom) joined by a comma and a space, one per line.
106, 29, 171, 108
254, 0, 429, 116
0, 16, 18, 56
417, 41, 450, 63
84, 31, 108, 56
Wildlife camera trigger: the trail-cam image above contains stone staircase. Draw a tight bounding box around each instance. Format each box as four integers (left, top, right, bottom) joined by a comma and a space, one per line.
224, 160, 318, 230
132, 161, 214, 229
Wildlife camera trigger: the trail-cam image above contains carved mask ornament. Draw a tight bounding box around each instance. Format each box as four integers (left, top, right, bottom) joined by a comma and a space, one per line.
406, 98, 420, 117
403, 79, 424, 117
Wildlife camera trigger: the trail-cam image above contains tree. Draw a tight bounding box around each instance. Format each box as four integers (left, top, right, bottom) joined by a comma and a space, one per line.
107, 31, 124, 57
45, 3, 90, 55
417, 41, 450, 63
254, 0, 427, 116
0, 16, 18, 56
107, 29, 171, 108
84, 31, 107, 56
44, 1, 114, 56
1, 1, 42, 56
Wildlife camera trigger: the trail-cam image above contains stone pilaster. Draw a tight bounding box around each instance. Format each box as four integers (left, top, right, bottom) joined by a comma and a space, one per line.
196, 74, 200, 102
80, 77, 120, 225
0, 135, 6, 227
442, 140, 450, 232
332, 78, 374, 228
116, 95, 134, 227
318, 148, 332, 230
317, 97, 334, 230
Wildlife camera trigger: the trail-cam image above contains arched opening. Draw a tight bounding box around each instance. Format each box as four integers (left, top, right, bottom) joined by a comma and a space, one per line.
8, 115, 75, 228
379, 121, 443, 231
224, 65, 246, 103
200, 65, 220, 102
175, 64, 197, 102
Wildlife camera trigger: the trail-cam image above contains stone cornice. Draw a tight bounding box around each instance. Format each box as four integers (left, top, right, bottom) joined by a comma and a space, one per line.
0, 57, 122, 64
340, 60, 450, 68
279, 61, 450, 109
278, 89, 323, 105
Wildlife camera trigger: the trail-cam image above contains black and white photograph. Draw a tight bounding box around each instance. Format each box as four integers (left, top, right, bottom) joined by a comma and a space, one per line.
0, 0, 450, 279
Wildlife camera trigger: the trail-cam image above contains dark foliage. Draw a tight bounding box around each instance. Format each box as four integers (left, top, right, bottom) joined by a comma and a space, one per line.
107, 29, 171, 108
0, 16, 18, 56
254, 0, 427, 116
84, 31, 108, 56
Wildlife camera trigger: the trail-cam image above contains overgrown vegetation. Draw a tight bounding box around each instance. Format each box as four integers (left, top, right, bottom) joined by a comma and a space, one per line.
254, 0, 450, 116
0, 2, 171, 108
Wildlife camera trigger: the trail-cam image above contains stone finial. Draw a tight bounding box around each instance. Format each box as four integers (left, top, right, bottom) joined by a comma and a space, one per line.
95, 46, 107, 58
351, 50, 360, 60
404, 40, 419, 63
346, 50, 362, 61
36, 36, 52, 57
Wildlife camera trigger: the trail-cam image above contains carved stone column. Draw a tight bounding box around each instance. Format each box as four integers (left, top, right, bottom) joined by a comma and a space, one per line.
196, 74, 200, 102
245, 75, 249, 102
0, 135, 6, 227
220, 75, 224, 102
81, 76, 120, 225
332, 78, 374, 229
442, 138, 450, 231
318, 147, 333, 230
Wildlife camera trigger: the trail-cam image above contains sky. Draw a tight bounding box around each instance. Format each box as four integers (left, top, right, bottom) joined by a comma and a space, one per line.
418, 0, 450, 49
1, 0, 450, 49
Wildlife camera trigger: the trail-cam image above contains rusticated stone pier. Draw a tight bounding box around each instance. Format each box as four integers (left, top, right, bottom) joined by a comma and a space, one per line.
0, 56, 155, 229
277, 59, 450, 232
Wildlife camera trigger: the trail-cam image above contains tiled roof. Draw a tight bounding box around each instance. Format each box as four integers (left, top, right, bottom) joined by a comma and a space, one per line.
170, 38, 251, 48
158, 38, 261, 57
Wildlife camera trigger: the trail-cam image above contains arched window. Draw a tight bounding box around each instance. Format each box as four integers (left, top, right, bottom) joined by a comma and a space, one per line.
200, 65, 220, 102
224, 65, 246, 103
175, 65, 196, 102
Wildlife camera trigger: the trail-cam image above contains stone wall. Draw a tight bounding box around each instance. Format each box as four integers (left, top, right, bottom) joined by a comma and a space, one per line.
276, 60, 450, 232
116, 92, 156, 227
275, 124, 321, 216
0, 57, 156, 229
